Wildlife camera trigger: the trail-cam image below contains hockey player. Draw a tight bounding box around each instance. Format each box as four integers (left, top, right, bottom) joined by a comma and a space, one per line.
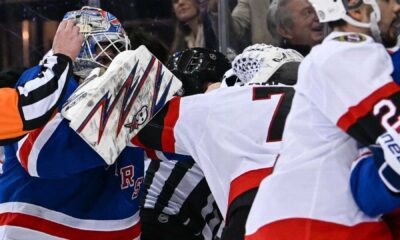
0, 7, 143, 239
140, 48, 229, 240
133, 44, 303, 240
348, 25, 400, 239
0, 19, 83, 144
245, 0, 400, 239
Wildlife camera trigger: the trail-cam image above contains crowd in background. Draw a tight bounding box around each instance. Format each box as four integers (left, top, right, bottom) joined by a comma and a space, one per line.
0, 0, 335, 80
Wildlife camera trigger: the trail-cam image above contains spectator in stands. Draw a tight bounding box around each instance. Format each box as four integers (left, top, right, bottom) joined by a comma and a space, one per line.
208, 0, 274, 52
171, 0, 218, 53
267, 0, 325, 56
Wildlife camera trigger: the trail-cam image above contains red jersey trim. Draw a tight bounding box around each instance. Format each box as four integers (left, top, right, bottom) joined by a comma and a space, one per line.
130, 136, 146, 149
245, 218, 391, 240
228, 167, 273, 208
144, 149, 159, 160
18, 127, 45, 173
161, 97, 181, 153
0, 212, 141, 240
337, 81, 400, 132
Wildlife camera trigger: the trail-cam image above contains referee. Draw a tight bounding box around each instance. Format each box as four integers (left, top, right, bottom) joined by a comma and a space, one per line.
141, 156, 224, 239
139, 48, 230, 240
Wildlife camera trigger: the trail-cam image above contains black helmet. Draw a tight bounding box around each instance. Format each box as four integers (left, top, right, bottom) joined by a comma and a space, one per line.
167, 48, 231, 96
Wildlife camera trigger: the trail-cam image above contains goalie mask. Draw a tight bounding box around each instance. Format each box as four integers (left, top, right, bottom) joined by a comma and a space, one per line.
308, 0, 382, 41
167, 48, 230, 96
63, 6, 130, 78
228, 44, 303, 86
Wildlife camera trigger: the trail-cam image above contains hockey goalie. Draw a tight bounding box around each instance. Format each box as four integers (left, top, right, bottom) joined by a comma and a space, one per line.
0, 6, 181, 240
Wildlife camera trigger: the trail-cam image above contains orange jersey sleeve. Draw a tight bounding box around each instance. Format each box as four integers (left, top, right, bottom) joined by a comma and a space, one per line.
0, 88, 29, 141
0, 53, 72, 145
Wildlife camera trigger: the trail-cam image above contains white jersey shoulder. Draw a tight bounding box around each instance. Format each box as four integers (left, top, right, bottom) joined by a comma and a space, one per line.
299, 31, 393, 124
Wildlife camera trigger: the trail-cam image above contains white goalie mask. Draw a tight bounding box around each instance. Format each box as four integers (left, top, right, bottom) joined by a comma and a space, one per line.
225, 44, 303, 86
63, 6, 131, 78
308, 0, 382, 41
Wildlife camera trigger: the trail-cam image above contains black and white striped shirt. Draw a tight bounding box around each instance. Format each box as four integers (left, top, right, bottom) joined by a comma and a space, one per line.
0, 53, 72, 145
141, 152, 224, 239
17, 53, 72, 131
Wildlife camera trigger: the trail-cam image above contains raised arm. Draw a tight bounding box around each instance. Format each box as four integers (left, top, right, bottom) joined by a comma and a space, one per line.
0, 20, 83, 145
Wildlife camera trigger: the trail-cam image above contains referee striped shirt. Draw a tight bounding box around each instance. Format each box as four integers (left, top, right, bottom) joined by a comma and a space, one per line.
141, 151, 224, 239
0, 53, 72, 144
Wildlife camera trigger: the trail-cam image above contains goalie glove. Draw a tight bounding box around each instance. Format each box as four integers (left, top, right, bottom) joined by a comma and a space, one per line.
376, 127, 400, 193
62, 46, 182, 165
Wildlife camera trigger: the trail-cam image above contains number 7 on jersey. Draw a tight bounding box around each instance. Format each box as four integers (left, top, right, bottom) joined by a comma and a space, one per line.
252, 86, 295, 142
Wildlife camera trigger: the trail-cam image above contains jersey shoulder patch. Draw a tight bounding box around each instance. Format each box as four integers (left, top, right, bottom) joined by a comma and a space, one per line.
333, 34, 367, 43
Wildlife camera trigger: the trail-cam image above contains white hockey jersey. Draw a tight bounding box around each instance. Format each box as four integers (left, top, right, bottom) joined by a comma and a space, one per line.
134, 83, 295, 217
245, 32, 399, 240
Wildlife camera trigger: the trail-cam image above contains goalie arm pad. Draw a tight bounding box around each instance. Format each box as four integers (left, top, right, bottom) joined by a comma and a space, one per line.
17, 54, 72, 131
350, 147, 400, 217
17, 114, 111, 179
16, 73, 111, 180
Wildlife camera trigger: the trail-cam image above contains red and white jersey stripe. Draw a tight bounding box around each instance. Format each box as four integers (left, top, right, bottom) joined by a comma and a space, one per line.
16, 113, 63, 177
0, 202, 141, 240
135, 85, 292, 216
245, 32, 398, 239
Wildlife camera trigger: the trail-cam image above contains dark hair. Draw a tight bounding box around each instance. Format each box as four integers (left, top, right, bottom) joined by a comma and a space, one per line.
328, 20, 347, 29
268, 62, 300, 86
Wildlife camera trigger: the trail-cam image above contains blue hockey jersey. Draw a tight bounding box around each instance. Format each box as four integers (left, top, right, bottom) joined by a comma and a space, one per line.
0, 67, 144, 240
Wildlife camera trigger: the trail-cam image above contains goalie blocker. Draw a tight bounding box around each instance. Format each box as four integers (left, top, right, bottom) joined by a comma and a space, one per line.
62, 46, 182, 164
376, 127, 400, 193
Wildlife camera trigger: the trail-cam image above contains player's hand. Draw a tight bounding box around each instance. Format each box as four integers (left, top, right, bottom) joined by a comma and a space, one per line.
52, 20, 84, 61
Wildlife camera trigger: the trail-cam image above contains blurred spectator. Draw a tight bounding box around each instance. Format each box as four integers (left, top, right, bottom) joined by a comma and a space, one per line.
128, 30, 170, 64
171, 0, 218, 53
208, 0, 273, 52
197, 0, 209, 14
267, 0, 325, 56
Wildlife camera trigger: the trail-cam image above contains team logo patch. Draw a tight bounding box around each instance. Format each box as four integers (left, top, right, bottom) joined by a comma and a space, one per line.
125, 106, 149, 132
333, 34, 367, 43
158, 213, 169, 223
